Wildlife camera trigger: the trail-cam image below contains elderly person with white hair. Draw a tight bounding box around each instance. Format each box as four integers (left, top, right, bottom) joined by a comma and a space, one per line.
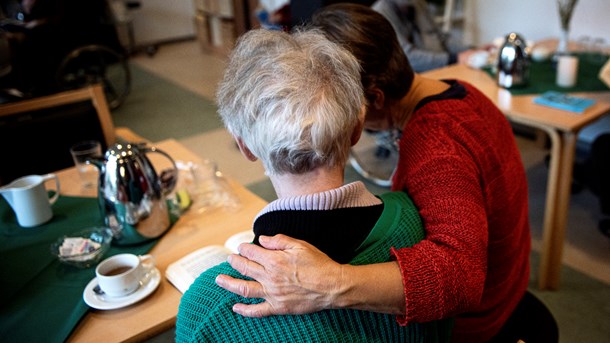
175, 28, 453, 342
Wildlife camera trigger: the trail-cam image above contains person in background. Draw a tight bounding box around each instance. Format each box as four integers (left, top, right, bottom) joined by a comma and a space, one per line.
0, 0, 64, 95
372, 0, 491, 159
215, 4, 558, 343
258, 0, 488, 72
175, 28, 453, 342
372, 0, 488, 73
255, 0, 291, 30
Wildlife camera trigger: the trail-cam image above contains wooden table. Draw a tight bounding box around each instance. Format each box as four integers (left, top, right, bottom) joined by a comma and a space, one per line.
422, 64, 610, 290
63, 139, 268, 342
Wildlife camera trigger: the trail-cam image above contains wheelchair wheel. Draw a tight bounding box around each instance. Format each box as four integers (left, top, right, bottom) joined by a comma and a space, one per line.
56, 44, 131, 110
349, 130, 399, 188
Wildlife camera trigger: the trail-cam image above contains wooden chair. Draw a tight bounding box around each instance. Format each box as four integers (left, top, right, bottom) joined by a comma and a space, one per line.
0, 84, 115, 185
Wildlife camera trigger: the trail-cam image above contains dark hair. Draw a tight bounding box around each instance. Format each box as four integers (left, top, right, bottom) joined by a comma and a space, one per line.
311, 3, 414, 101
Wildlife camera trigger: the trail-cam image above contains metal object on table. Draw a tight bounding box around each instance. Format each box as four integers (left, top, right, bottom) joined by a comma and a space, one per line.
88, 142, 177, 245
497, 32, 530, 88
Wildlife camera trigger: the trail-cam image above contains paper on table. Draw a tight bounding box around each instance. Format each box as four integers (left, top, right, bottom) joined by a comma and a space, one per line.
599, 58, 610, 88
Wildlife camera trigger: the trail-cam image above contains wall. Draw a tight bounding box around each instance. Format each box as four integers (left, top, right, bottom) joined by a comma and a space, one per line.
464, 0, 609, 47
129, 0, 196, 47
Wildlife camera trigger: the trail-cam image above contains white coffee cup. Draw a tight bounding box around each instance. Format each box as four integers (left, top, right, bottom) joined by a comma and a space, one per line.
0, 173, 60, 227
95, 253, 155, 297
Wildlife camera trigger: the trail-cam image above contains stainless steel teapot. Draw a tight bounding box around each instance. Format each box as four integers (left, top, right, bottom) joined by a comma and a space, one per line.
88, 142, 177, 245
497, 32, 530, 88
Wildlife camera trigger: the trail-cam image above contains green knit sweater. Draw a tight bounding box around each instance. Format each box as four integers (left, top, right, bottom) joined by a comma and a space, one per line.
176, 191, 454, 342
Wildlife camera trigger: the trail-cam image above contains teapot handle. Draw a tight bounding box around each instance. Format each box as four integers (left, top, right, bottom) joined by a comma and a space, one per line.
144, 146, 178, 195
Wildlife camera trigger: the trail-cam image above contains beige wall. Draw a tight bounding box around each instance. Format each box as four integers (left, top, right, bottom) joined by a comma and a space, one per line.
463, 0, 609, 47
129, 0, 196, 46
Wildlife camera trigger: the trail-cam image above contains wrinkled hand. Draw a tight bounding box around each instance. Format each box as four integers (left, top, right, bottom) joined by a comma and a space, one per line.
215, 234, 343, 318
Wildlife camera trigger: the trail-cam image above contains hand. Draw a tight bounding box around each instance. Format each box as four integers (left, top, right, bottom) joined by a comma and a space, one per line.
215, 234, 343, 317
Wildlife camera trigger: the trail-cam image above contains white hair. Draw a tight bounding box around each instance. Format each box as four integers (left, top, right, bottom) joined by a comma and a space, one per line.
217, 28, 364, 176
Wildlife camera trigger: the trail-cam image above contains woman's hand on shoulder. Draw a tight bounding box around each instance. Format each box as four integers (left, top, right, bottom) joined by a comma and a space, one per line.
215, 234, 343, 317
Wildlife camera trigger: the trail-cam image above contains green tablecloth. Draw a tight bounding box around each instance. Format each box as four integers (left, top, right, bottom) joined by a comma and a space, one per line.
484, 53, 609, 95
0, 196, 161, 343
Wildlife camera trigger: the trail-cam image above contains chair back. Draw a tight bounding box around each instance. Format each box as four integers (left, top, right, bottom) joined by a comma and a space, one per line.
0, 30, 11, 77
0, 84, 115, 185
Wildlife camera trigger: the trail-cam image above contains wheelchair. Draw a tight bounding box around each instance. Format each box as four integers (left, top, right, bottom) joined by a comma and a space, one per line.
0, 0, 130, 110
349, 129, 399, 188
56, 43, 130, 110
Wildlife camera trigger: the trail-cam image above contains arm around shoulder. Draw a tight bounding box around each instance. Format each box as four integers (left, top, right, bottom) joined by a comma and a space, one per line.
335, 261, 406, 315
216, 234, 406, 317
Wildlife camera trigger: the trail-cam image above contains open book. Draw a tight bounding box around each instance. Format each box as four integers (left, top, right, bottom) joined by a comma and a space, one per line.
165, 230, 255, 293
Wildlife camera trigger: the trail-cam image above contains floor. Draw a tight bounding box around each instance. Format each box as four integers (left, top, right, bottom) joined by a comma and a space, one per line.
128, 39, 610, 342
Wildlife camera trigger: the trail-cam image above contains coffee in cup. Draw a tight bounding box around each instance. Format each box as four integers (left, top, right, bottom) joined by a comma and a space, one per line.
95, 253, 155, 297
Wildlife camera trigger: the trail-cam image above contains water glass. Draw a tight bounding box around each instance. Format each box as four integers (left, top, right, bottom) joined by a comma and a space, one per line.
70, 140, 102, 188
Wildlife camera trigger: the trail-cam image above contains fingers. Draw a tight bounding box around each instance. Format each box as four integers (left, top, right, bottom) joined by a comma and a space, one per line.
235, 236, 301, 271
225, 252, 265, 280
258, 234, 316, 251
236, 241, 271, 259
258, 234, 300, 250
215, 273, 264, 298
215, 271, 293, 318
216, 234, 339, 318
232, 302, 275, 318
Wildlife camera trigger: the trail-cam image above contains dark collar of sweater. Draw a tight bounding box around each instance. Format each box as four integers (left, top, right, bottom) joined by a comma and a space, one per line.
414, 79, 467, 111
252, 182, 384, 264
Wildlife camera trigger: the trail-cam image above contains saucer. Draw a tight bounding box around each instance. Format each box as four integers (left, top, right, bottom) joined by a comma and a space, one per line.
83, 268, 161, 310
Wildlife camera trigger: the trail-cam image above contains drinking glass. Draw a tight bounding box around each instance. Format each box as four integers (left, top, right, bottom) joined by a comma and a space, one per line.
70, 140, 102, 188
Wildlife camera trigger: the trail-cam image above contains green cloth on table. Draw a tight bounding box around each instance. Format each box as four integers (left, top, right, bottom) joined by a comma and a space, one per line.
0, 195, 160, 343
484, 53, 609, 95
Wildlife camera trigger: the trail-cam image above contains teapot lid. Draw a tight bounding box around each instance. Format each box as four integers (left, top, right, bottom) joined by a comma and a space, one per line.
503, 32, 527, 48
105, 142, 145, 161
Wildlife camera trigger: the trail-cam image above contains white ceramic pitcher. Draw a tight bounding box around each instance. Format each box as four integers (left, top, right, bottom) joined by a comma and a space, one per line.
0, 174, 60, 227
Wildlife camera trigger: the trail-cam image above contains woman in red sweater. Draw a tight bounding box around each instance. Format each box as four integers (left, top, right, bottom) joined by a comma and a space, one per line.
216, 4, 555, 342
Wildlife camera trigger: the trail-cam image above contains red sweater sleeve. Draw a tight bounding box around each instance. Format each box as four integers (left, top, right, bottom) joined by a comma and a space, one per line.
390, 83, 530, 341
392, 124, 488, 322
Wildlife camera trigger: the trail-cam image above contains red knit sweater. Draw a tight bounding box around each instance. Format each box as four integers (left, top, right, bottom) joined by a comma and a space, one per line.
390, 81, 531, 342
